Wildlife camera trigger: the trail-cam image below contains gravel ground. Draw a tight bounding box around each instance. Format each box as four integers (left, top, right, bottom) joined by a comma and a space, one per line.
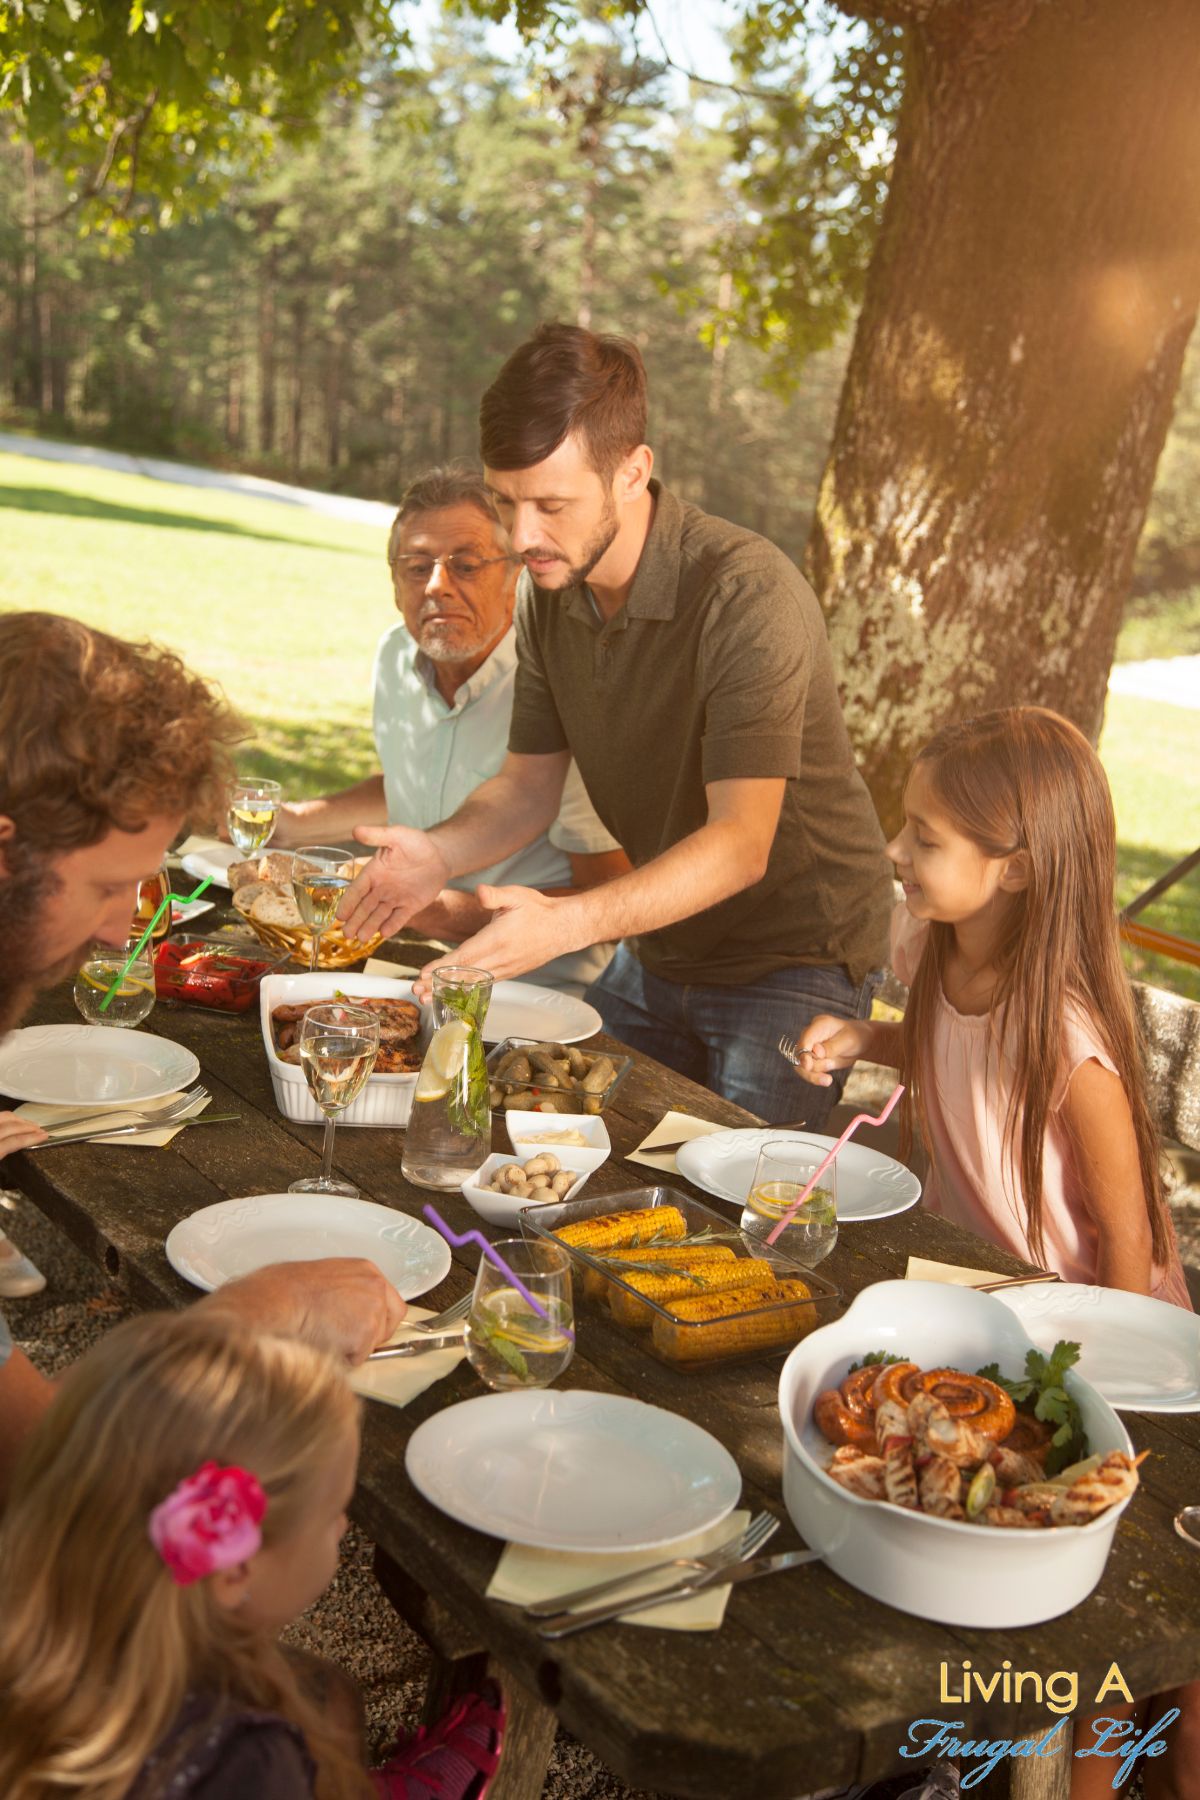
5, 1158, 1196, 1798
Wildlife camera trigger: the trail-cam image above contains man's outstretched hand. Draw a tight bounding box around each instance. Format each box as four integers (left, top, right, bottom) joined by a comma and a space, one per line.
338, 824, 450, 943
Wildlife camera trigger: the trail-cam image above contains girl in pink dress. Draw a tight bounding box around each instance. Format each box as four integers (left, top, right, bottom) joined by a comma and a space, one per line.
796, 706, 1197, 1800
795, 705, 1190, 1306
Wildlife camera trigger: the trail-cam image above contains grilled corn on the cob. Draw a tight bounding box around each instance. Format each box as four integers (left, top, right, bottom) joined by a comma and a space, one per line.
553, 1206, 688, 1253
582, 1242, 736, 1301
608, 1255, 777, 1327
651, 1276, 816, 1365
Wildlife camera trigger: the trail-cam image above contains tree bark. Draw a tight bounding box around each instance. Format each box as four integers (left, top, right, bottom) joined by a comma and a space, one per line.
810, 0, 1200, 831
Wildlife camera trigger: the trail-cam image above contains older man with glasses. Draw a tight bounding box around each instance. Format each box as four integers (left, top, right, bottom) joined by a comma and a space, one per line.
274, 464, 629, 995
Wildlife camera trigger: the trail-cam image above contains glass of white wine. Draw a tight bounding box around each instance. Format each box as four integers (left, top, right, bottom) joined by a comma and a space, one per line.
226, 779, 282, 856
464, 1239, 574, 1391
74, 942, 157, 1028
290, 846, 354, 971
739, 1137, 838, 1268
289, 1003, 380, 1198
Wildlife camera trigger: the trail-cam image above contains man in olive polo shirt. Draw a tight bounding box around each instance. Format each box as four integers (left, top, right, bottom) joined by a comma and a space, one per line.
340, 324, 893, 1124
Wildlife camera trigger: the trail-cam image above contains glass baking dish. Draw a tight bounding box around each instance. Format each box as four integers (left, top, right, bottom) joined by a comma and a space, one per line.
485, 1037, 633, 1115
524, 1184, 840, 1369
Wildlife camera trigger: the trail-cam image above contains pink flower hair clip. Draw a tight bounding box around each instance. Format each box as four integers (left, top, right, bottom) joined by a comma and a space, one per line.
148, 1461, 267, 1587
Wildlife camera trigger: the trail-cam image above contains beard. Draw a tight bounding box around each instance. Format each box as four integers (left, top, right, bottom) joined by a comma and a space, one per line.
0, 843, 67, 1035
527, 494, 619, 590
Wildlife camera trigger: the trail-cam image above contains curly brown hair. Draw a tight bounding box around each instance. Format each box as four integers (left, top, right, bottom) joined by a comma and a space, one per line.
0, 613, 243, 853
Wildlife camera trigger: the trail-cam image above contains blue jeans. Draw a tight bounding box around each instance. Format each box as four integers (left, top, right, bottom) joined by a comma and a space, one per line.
587, 945, 882, 1128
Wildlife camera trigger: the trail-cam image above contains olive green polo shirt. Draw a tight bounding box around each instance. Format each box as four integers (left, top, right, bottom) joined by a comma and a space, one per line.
508, 481, 893, 987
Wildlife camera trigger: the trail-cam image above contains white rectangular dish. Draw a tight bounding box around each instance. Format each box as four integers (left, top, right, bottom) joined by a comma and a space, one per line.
778, 1280, 1134, 1628
259, 972, 427, 1128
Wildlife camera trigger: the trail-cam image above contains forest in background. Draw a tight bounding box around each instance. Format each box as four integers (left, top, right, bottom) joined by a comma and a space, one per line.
0, 21, 858, 569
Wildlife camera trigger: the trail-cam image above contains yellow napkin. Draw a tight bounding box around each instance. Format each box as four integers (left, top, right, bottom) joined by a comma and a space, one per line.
628, 1109, 727, 1176
905, 1255, 1010, 1288
486, 1507, 751, 1632
16, 1090, 211, 1149
350, 1303, 467, 1409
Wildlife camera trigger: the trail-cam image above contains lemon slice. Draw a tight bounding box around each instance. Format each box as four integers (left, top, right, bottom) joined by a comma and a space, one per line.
414, 1018, 473, 1101
79, 968, 154, 998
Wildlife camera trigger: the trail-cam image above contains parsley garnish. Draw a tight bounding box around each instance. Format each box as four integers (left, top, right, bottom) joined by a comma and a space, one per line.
847, 1350, 909, 1373
978, 1340, 1085, 1475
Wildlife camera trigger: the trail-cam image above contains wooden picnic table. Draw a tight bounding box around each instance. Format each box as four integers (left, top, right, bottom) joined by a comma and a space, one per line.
7, 947, 1200, 1800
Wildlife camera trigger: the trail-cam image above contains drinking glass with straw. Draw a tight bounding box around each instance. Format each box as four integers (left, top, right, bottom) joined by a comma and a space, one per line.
97, 876, 212, 1016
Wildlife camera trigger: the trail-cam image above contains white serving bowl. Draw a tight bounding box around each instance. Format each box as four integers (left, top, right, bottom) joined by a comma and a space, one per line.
462, 1151, 592, 1227
778, 1280, 1134, 1629
505, 1110, 610, 1174
259, 972, 427, 1128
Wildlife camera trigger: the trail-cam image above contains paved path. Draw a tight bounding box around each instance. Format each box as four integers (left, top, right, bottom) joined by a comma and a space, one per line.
0, 430, 395, 528
3, 431, 1197, 709
1108, 654, 1200, 711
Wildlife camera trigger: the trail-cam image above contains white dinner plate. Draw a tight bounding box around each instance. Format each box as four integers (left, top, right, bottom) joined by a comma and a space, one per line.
165, 1193, 452, 1299
0, 1025, 200, 1106
675, 1128, 921, 1221
483, 982, 601, 1047
993, 1282, 1200, 1413
405, 1389, 742, 1552
180, 840, 242, 890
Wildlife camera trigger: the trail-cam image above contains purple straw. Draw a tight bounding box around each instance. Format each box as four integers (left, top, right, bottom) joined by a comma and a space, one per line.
422, 1204, 576, 1341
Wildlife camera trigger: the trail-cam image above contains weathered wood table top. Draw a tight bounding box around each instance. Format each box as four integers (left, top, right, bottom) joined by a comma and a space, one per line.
7, 950, 1200, 1800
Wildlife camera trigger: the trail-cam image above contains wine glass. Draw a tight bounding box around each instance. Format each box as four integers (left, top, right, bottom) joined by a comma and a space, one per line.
463, 1239, 574, 1391
226, 779, 282, 857
289, 1003, 380, 1197
290, 846, 354, 971
74, 942, 156, 1029
739, 1137, 838, 1268
132, 866, 173, 943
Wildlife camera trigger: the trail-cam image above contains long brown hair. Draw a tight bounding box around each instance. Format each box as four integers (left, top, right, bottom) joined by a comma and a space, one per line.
900, 707, 1170, 1268
0, 1312, 371, 1800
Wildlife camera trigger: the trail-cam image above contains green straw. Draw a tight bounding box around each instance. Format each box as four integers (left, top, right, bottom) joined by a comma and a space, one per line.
98, 876, 213, 1014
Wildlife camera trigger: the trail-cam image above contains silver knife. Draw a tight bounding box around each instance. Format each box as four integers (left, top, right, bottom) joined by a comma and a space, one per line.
534, 1547, 822, 1638
32, 1113, 240, 1147
367, 1330, 467, 1361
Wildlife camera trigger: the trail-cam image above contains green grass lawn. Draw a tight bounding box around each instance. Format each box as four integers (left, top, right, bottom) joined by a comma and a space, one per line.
4, 446, 1198, 998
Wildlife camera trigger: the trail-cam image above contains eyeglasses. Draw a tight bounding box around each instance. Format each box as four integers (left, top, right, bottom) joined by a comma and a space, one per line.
392, 553, 519, 587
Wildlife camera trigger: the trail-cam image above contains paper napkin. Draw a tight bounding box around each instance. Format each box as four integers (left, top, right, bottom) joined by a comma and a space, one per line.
486, 1507, 752, 1632
627, 1109, 727, 1176
350, 1304, 467, 1410
16, 1090, 212, 1149
362, 957, 422, 979
904, 1256, 1010, 1288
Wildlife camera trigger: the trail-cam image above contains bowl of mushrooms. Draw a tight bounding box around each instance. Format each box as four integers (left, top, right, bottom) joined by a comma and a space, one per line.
460, 1150, 594, 1228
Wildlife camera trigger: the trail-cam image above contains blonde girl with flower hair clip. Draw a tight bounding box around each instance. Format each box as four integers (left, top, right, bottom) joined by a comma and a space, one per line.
0, 1311, 504, 1800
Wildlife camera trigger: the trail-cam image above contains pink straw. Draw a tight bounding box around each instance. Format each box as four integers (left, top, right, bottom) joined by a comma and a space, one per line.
763, 1083, 906, 1246
422, 1205, 576, 1340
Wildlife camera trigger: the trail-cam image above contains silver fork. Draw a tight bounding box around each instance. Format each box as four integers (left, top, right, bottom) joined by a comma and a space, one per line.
411, 1293, 471, 1334
41, 1080, 207, 1137
523, 1509, 779, 1619
366, 1292, 471, 1361
39, 1083, 208, 1136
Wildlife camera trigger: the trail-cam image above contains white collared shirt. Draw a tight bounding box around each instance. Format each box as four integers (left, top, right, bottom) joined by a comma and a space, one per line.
373, 622, 618, 995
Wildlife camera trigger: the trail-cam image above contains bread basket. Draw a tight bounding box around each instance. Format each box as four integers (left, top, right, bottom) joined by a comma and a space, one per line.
239, 913, 384, 970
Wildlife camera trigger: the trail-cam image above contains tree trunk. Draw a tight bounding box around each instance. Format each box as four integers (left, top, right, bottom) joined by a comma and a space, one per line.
257, 220, 278, 454
811, 0, 1200, 832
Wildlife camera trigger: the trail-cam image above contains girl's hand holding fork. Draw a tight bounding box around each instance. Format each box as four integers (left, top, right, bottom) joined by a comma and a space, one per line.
791, 1016, 900, 1087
